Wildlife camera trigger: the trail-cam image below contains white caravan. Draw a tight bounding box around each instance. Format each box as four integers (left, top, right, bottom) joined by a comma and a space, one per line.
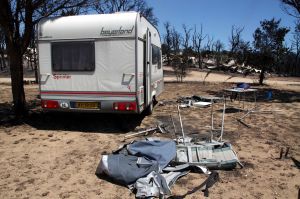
37, 12, 163, 114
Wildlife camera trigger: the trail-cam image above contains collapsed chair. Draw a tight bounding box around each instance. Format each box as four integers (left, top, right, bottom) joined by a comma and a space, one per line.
95, 138, 221, 198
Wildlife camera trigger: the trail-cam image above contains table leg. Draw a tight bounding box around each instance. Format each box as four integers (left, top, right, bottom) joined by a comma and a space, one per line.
211, 99, 214, 141
243, 92, 245, 110
254, 91, 257, 110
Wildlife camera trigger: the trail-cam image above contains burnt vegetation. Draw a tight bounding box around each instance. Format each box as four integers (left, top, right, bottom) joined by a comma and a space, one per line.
162, 18, 298, 84
0, 0, 299, 119
161, 0, 300, 84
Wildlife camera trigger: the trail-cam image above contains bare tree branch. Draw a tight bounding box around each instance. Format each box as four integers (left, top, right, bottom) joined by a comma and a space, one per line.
193, 24, 207, 68
205, 36, 214, 52
182, 24, 192, 51
280, 0, 300, 18
163, 21, 173, 65
93, 0, 158, 26
229, 25, 244, 54
0, 0, 92, 116
213, 40, 224, 67
171, 27, 181, 55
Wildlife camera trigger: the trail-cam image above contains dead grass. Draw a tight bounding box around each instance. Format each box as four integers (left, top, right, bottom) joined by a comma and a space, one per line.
0, 81, 299, 199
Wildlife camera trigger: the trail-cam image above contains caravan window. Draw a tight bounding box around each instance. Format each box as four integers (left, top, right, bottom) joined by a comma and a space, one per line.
52, 41, 95, 71
152, 45, 161, 69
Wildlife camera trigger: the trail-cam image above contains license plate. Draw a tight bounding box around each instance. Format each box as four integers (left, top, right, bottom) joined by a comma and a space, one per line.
75, 102, 99, 109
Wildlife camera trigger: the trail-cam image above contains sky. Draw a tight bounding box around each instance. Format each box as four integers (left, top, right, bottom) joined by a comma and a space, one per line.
147, 0, 297, 49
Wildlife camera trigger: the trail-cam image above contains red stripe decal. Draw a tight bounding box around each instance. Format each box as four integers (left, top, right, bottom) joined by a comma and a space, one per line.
41, 91, 136, 96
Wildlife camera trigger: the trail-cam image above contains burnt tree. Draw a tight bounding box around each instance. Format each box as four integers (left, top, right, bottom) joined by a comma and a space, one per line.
93, 0, 158, 26
0, 0, 88, 117
192, 24, 206, 68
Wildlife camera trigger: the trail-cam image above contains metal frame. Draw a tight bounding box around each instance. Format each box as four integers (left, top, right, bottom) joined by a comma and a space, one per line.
224, 88, 258, 128
177, 96, 226, 143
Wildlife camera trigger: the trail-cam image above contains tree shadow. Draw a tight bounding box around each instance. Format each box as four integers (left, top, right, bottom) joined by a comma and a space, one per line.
216, 107, 242, 113
206, 85, 300, 103
95, 172, 128, 189
0, 100, 145, 133
156, 112, 215, 142
25, 111, 145, 133
0, 102, 16, 126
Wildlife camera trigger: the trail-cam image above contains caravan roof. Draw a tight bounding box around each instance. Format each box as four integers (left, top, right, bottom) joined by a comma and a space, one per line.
38, 12, 139, 41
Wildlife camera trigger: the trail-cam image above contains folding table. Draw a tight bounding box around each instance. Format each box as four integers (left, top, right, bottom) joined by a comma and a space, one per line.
224, 88, 258, 127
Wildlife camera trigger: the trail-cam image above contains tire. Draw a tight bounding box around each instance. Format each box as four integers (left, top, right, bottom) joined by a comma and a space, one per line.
143, 100, 153, 116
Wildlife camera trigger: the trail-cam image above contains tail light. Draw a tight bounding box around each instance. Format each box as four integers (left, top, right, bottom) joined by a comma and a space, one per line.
113, 102, 136, 111
41, 100, 59, 109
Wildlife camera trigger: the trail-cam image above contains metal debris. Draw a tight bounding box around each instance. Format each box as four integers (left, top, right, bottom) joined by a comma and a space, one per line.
291, 157, 300, 169
124, 123, 169, 140
279, 147, 290, 159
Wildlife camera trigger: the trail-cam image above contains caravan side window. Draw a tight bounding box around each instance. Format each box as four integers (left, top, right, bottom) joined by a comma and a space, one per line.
52, 41, 95, 71
152, 45, 161, 69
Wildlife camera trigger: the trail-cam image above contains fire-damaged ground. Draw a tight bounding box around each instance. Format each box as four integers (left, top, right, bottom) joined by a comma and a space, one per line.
0, 82, 299, 199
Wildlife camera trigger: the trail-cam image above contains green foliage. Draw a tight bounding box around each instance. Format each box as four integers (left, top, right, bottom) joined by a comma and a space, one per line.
253, 18, 289, 68
253, 18, 289, 84
171, 56, 187, 82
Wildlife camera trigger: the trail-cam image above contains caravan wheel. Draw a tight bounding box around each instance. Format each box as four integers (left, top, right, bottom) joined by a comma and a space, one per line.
144, 101, 153, 116
143, 96, 158, 116
144, 98, 155, 116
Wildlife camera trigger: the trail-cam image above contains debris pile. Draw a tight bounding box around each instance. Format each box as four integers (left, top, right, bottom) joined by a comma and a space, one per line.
177, 95, 215, 108
95, 99, 244, 198
96, 137, 223, 198
124, 122, 169, 140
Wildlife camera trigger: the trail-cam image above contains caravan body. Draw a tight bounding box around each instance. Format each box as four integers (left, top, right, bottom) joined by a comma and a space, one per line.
37, 12, 163, 114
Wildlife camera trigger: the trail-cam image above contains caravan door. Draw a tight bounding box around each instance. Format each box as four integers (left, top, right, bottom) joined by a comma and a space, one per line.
144, 29, 152, 106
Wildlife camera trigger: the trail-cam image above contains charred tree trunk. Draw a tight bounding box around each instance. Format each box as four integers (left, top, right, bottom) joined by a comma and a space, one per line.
259, 67, 266, 85
0, 50, 5, 70
27, 56, 30, 69
34, 54, 38, 83
30, 56, 33, 70
198, 53, 202, 69
167, 52, 171, 66
0, 53, 3, 71
295, 53, 300, 76
8, 44, 27, 117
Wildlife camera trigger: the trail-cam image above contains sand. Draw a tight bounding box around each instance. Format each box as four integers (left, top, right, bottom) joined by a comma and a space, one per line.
0, 70, 299, 198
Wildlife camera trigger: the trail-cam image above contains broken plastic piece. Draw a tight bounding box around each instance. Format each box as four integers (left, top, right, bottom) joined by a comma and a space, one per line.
193, 101, 212, 107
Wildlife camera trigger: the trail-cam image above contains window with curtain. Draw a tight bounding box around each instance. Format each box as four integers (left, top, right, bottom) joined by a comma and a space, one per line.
52, 41, 95, 71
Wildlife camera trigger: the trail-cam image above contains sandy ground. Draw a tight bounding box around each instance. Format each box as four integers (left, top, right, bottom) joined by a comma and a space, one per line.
0, 70, 300, 198
163, 66, 300, 87
1, 66, 300, 86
